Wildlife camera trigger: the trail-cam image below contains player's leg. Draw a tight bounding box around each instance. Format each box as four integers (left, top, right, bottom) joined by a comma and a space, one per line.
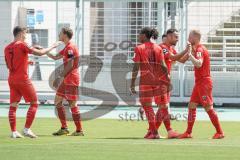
178, 85, 199, 139
20, 81, 39, 138
68, 100, 84, 136
178, 102, 197, 139
9, 102, 24, 138
140, 85, 158, 139
52, 95, 70, 136
154, 84, 179, 138
200, 84, 224, 139
204, 105, 224, 139
8, 82, 23, 138
141, 102, 159, 139
156, 103, 180, 139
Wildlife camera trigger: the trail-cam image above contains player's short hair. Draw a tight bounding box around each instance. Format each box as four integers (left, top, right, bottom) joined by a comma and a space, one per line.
162, 34, 167, 40
61, 27, 73, 39
166, 28, 178, 35
13, 26, 27, 37
139, 27, 159, 40
190, 29, 201, 40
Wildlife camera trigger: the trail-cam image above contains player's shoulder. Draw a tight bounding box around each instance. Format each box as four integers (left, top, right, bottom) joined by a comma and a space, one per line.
5, 42, 13, 50
136, 43, 145, 49
135, 44, 144, 52
67, 42, 76, 48
196, 44, 207, 52
159, 43, 167, 49
153, 43, 162, 51
67, 42, 79, 54
159, 43, 169, 54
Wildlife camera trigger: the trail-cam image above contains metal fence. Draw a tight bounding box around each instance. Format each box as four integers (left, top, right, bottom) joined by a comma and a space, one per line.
1, 0, 240, 105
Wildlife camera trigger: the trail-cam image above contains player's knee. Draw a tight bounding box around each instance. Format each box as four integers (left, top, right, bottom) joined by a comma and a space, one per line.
55, 101, 63, 108
68, 101, 77, 108
10, 102, 19, 107
188, 102, 197, 109
141, 102, 151, 106
204, 105, 213, 112
158, 104, 168, 109
30, 101, 38, 105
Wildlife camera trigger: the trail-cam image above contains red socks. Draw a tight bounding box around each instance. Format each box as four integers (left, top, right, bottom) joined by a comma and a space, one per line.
207, 109, 223, 134
25, 104, 38, 129
57, 106, 68, 129
143, 106, 156, 131
155, 108, 162, 129
9, 106, 17, 132
186, 108, 196, 134
155, 108, 172, 131
161, 108, 172, 131
71, 106, 82, 132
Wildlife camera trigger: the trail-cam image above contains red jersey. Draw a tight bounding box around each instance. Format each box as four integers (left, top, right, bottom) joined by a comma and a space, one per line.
59, 42, 80, 86
133, 42, 164, 85
159, 43, 177, 73
4, 41, 33, 81
192, 44, 212, 84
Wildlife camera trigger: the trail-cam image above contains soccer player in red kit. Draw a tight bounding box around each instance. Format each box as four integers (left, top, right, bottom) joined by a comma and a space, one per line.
130, 27, 170, 139
47, 27, 83, 136
4, 26, 59, 138
155, 29, 190, 138
178, 30, 224, 139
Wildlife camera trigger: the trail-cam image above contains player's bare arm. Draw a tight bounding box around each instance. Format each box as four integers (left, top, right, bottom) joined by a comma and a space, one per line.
130, 63, 140, 94
60, 60, 74, 77
189, 52, 203, 68
53, 58, 74, 88
160, 60, 170, 81
169, 43, 191, 61
178, 52, 190, 63
31, 41, 61, 56
46, 52, 63, 60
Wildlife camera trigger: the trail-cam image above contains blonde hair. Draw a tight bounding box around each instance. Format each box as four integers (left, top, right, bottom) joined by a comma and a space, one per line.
190, 30, 201, 40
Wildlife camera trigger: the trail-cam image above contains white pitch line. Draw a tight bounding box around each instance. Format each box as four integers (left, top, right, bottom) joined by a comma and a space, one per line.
0, 140, 239, 148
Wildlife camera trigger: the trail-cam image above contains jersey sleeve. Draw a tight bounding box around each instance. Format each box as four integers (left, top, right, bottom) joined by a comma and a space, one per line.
21, 43, 33, 54
59, 49, 65, 56
133, 47, 141, 63
158, 47, 164, 61
172, 48, 177, 55
162, 48, 170, 59
65, 47, 75, 59
195, 47, 204, 61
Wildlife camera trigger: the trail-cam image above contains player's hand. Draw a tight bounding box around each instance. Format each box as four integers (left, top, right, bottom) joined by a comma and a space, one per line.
130, 85, 137, 95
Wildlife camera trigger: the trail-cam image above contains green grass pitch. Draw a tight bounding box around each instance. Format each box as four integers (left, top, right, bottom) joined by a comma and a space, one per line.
0, 118, 240, 160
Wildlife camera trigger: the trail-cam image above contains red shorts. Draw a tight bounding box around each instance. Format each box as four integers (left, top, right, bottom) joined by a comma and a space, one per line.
190, 82, 213, 107
56, 83, 79, 101
8, 80, 38, 103
139, 85, 170, 105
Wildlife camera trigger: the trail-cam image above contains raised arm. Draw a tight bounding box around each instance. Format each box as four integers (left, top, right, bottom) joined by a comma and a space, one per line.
46, 53, 63, 60
178, 53, 190, 63
31, 41, 62, 56
189, 52, 203, 68
169, 43, 191, 61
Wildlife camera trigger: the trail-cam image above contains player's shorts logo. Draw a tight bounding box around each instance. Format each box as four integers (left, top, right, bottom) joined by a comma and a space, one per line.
202, 95, 207, 101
